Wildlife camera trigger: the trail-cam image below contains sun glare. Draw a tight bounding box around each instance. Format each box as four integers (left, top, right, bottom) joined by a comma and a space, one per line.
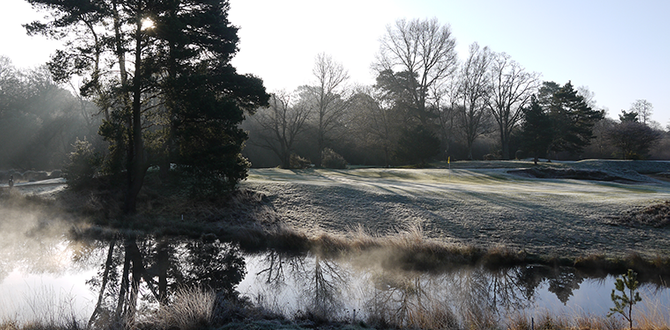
142, 18, 155, 30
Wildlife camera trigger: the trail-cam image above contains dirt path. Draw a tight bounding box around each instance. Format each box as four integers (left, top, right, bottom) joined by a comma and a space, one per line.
243, 167, 670, 259
1, 178, 66, 197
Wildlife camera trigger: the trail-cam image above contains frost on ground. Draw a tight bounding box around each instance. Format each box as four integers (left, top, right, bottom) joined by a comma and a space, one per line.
242, 162, 670, 259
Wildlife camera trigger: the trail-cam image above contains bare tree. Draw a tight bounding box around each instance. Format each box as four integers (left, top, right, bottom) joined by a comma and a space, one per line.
432, 81, 459, 160
486, 52, 540, 159
630, 99, 653, 124
305, 53, 349, 166
251, 91, 311, 168
576, 85, 597, 110
374, 18, 458, 126
457, 43, 493, 160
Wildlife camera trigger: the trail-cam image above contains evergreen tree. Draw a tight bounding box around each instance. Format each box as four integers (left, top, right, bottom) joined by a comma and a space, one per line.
607, 112, 660, 159
26, 0, 269, 212
618, 110, 639, 122
394, 125, 440, 166
546, 81, 604, 157
520, 96, 552, 164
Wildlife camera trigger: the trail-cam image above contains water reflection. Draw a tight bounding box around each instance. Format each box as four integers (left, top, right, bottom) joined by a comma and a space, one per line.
85, 236, 246, 327
244, 252, 669, 328
254, 251, 347, 319
0, 232, 668, 327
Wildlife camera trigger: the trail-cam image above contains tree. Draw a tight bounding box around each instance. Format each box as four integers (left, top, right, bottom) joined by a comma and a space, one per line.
608, 269, 642, 330
305, 53, 349, 167
629, 99, 653, 124
0, 57, 97, 170
26, 0, 268, 212
374, 18, 458, 127
486, 52, 539, 160
607, 113, 661, 159
520, 96, 552, 164
347, 87, 399, 166
394, 125, 440, 165
618, 110, 639, 122
457, 43, 493, 160
545, 81, 604, 157
251, 92, 311, 169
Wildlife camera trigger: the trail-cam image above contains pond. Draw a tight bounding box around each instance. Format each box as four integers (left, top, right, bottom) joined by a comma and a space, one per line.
0, 234, 668, 328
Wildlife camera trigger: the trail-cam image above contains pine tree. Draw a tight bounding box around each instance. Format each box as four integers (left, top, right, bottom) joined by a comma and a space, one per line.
26, 0, 269, 212
546, 81, 604, 156
520, 96, 552, 164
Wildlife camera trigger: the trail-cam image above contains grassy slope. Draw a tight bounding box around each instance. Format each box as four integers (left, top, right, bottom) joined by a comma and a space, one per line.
243, 161, 670, 259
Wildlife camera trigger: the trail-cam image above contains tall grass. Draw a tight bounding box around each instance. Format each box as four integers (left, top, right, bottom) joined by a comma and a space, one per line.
140, 287, 215, 330
506, 311, 670, 330
0, 286, 86, 330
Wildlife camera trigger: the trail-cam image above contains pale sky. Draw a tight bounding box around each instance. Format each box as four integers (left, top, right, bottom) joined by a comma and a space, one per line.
2, 0, 668, 125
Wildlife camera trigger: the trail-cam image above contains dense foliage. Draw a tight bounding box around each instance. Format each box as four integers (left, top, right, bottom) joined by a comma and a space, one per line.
25, 0, 268, 212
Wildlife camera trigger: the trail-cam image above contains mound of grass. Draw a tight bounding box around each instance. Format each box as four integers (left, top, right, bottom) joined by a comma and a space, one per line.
611, 201, 670, 228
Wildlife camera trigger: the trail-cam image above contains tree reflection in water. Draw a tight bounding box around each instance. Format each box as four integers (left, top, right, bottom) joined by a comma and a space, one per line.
86, 235, 246, 328
249, 251, 612, 328
255, 250, 347, 319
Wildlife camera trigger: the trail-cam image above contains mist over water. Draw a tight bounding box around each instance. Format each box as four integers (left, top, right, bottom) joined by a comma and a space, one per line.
0, 199, 668, 326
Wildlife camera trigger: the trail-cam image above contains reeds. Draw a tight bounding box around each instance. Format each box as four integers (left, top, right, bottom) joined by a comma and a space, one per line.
141, 287, 215, 330
506, 311, 670, 330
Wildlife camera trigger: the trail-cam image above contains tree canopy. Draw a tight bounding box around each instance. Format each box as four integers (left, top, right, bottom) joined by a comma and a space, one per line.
26, 0, 269, 213
545, 81, 604, 156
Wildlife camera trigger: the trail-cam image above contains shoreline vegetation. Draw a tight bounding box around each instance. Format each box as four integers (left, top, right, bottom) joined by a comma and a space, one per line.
1, 160, 670, 329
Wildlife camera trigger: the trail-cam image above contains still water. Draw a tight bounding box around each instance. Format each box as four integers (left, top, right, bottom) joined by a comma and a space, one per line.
0, 236, 668, 326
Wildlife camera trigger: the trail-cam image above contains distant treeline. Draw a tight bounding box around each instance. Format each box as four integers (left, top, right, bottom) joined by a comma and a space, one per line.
243, 19, 669, 168
2, 17, 668, 174
0, 56, 102, 171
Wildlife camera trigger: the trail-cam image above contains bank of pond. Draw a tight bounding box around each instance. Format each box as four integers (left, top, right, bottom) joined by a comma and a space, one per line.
0, 235, 668, 329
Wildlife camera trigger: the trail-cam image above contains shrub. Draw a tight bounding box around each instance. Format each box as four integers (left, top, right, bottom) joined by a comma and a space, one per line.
394, 125, 440, 165
289, 153, 310, 169
321, 148, 347, 169
62, 138, 101, 190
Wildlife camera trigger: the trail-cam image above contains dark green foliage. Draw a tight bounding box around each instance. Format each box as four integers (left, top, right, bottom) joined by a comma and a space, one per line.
26, 0, 268, 210
394, 125, 440, 165
375, 69, 418, 116
523, 81, 603, 160
169, 67, 267, 196
546, 81, 604, 156
606, 121, 661, 160
618, 110, 639, 122
520, 96, 552, 164
608, 269, 642, 329
62, 138, 102, 189
321, 148, 347, 169
183, 239, 247, 299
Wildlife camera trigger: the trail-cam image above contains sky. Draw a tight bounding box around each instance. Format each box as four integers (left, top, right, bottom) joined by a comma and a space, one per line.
1, 0, 668, 125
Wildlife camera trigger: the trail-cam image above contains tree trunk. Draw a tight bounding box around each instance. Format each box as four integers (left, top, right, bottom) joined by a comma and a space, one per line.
124, 16, 147, 214
500, 129, 510, 160
89, 239, 117, 327
116, 240, 132, 319
157, 240, 169, 305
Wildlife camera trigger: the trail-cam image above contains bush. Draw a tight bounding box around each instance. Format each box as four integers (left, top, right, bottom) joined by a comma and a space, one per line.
321, 148, 347, 169
289, 153, 311, 169
394, 125, 440, 165
62, 138, 101, 189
